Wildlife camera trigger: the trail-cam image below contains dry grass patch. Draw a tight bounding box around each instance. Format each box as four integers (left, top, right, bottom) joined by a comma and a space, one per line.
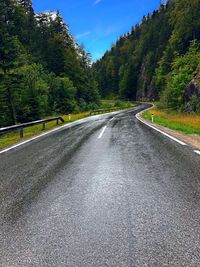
143, 108, 200, 135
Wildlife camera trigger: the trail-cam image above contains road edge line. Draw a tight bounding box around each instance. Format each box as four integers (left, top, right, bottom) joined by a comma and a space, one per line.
194, 150, 200, 155
135, 109, 187, 146
0, 109, 128, 155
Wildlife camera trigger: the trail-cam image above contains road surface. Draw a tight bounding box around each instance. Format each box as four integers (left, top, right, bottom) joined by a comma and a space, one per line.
0, 104, 200, 267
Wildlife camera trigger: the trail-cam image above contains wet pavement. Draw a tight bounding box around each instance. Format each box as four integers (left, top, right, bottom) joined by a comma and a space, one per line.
0, 104, 200, 267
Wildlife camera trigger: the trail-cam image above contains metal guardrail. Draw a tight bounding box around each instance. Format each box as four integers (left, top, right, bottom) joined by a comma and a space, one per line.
90, 108, 119, 115
0, 117, 65, 138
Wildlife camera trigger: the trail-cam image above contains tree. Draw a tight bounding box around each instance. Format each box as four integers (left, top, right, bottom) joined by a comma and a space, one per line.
0, 0, 100, 126
55, 77, 78, 114
160, 41, 200, 110
16, 64, 49, 122
0, 34, 27, 126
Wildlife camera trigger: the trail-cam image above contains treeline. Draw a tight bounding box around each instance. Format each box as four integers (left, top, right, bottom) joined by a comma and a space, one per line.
0, 0, 100, 127
93, 0, 200, 112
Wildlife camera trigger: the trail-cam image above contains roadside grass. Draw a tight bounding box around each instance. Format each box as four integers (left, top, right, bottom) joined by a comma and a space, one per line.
0, 100, 136, 150
143, 108, 200, 135
0, 112, 90, 150
100, 99, 135, 109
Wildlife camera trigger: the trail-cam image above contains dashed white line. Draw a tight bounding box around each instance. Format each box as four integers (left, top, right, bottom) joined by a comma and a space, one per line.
0, 116, 99, 155
98, 126, 107, 139
98, 117, 114, 139
194, 150, 200, 156
136, 112, 187, 146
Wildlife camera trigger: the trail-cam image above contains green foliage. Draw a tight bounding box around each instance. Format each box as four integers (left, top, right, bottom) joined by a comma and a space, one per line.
0, 0, 100, 127
0, 33, 28, 125
93, 3, 171, 100
16, 64, 49, 121
160, 41, 200, 110
54, 77, 78, 114
114, 100, 133, 109
189, 95, 200, 113
94, 0, 200, 111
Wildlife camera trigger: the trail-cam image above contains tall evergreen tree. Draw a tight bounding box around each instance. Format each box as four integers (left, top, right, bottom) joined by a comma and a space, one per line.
0, 1, 100, 126
93, 0, 200, 106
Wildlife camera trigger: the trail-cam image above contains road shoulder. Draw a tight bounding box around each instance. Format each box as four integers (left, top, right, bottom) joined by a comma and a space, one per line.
136, 108, 200, 151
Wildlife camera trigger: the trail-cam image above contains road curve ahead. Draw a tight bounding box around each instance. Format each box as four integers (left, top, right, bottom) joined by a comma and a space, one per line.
0, 104, 200, 267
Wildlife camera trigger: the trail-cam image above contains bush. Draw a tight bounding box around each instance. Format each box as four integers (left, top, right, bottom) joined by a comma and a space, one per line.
160, 41, 200, 110
186, 95, 200, 113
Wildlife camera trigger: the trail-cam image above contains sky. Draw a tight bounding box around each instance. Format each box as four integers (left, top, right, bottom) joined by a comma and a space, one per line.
33, 0, 165, 62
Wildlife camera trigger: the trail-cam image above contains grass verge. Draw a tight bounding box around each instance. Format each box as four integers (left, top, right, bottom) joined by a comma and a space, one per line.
100, 99, 135, 109
0, 113, 90, 150
0, 101, 136, 150
143, 108, 200, 135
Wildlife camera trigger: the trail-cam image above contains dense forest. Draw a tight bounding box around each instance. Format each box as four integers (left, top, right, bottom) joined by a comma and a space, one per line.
93, 0, 200, 112
1, 0, 200, 127
0, 0, 100, 127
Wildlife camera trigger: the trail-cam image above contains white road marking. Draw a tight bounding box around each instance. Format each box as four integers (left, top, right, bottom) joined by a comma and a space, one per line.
98, 126, 107, 139
0, 110, 124, 155
0, 117, 96, 155
109, 117, 114, 122
0, 126, 68, 155
194, 150, 200, 156
136, 112, 187, 146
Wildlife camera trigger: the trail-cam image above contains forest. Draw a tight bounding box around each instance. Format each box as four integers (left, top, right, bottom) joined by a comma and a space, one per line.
0, 0, 100, 127
93, 0, 200, 112
1, 0, 200, 128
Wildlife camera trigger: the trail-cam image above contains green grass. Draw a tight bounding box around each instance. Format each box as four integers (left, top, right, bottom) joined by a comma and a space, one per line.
0, 100, 136, 149
143, 108, 200, 135
0, 112, 90, 149
100, 99, 136, 109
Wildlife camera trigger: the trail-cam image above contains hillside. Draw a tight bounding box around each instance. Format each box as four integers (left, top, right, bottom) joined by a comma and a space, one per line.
0, 0, 100, 127
93, 0, 200, 112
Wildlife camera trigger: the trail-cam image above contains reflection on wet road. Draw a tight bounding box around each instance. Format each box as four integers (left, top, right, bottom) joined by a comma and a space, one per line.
0, 105, 200, 266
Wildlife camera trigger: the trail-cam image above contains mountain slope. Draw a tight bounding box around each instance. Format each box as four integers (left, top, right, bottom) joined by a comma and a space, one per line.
0, 0, 99, 127
93, 0, 200, 111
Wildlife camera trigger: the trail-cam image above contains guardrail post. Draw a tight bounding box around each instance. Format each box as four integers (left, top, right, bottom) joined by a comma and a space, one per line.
19, 128, 23, 138
151, 114, 154, 123
42, 122, 45, 130
0, 116, 64, 137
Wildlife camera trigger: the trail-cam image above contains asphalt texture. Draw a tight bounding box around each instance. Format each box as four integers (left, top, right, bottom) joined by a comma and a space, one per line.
0, 104, 200, 267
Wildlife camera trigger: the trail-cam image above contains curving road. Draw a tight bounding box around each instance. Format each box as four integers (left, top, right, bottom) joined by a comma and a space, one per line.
0, 104, 200, 267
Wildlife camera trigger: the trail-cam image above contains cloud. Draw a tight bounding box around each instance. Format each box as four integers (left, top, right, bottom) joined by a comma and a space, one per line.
94, 0, 102, 6
75, 31, 91, 40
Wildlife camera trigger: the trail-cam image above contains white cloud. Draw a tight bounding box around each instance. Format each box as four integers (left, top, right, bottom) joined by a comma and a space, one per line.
75, 31, 91, 40
94, 0, 102, 6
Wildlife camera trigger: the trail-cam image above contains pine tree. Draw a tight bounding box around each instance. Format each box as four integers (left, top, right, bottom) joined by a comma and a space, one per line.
0, 34, 27, 125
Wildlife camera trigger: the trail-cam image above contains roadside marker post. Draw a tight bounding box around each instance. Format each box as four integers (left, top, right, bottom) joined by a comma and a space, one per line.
42, 122, 45, 130
151, 114, 154, 123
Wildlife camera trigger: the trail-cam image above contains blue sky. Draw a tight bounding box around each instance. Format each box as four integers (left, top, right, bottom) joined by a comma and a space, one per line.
33, 0, 165, 61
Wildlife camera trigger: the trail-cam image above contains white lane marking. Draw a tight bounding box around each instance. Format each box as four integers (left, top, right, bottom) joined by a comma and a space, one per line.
0, 111, 124, 155
136, 113, 187, 146
0, 125, 68, 155
98, 126, 107, 139
109, 117, 114, 122
194, 150, 200, 155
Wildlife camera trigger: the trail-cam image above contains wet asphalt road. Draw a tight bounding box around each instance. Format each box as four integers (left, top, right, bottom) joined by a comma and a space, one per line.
0, 104, 200, 267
